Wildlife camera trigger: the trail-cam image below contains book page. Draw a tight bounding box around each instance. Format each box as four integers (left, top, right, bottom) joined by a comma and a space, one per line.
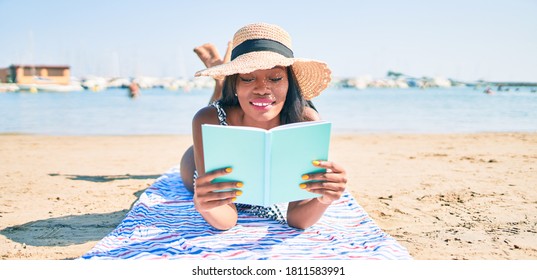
269, 121, 331, 204
202, 124, 265, 205
270, 120, 330, 131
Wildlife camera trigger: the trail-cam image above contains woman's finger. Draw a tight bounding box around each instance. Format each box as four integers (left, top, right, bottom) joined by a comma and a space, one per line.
194, 196, 236, 212
194, 189, 240, 211
202, 189, 242, 202
202, 197, 237, 209
195, 167, 234, 184
301, 172, 346, 184
312, 160, 346, 174
302, 181, 345, 193
196, 180, 243, 194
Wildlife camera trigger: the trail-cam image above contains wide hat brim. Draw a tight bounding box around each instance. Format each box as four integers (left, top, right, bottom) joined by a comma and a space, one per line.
195, 51, 331, 100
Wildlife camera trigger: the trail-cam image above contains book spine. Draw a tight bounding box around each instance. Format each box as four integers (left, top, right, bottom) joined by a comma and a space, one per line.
264, 132, 271, 207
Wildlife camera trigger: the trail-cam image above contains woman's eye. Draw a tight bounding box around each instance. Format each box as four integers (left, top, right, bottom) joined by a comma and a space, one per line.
239, 77, 254, 83
270, 77, 283, 82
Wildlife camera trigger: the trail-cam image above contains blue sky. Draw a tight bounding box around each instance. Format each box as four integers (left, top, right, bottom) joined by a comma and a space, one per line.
1, 0, 536, 82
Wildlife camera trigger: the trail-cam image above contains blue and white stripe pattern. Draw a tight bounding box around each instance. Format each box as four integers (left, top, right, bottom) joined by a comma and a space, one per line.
81, 167, 411, 260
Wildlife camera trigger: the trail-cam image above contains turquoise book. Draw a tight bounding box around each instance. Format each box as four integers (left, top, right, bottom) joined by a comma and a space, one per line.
202, 120, 331, 207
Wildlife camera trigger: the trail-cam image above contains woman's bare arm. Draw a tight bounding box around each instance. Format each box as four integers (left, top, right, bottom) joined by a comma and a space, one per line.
191, 107, 239, 230
286, 160, 347, 229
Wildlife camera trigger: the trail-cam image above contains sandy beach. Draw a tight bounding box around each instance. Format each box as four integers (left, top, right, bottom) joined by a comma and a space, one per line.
1, 133, 536, 260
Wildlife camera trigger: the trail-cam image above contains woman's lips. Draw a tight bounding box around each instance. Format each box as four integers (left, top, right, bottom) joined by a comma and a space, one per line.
249, 98, 275, 110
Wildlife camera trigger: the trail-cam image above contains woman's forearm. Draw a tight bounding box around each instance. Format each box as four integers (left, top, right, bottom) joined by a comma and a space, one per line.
286, 198, 330, 230
199, 204, 238, 230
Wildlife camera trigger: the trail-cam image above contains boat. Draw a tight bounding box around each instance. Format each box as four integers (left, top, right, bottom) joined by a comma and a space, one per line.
17, 83, 84, 93
17, 76, 84, 93
0, 83, 20, 92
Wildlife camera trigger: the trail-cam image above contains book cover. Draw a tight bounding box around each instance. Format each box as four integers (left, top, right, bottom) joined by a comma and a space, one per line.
202, 120, 331, 207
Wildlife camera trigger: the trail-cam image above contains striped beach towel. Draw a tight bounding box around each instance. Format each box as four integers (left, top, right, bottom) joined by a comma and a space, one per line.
81, 167, 411, 260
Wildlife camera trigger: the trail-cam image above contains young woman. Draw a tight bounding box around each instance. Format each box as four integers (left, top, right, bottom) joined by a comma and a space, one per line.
180, 23, 347, 230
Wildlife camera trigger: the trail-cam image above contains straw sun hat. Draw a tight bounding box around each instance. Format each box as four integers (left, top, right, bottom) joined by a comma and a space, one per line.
195, 22, 331, 100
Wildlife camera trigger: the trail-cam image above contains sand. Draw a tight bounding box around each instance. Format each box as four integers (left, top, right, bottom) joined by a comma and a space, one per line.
1, 133, 536, 260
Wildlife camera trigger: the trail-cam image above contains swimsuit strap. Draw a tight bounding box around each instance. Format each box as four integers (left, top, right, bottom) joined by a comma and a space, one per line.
210, 101, 228, 126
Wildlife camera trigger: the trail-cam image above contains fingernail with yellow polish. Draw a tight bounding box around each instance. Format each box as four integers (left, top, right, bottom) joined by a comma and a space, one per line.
299, 183, 307, 189
312, 160, 321, 166
231, 197, 237, 202
236, 190, 243, 196
236, 182, 244, 188
301, 174, 309, 180
225, 167, 232, 173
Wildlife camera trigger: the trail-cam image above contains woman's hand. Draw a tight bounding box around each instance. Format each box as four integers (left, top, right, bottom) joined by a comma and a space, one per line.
300, 160, 347, 205
193, 167, 243, 213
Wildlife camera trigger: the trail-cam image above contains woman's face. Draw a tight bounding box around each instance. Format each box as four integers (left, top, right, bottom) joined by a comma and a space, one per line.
235, 66, 289, 127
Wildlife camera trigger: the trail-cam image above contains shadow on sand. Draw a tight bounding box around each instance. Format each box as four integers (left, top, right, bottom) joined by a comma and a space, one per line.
48, 173, 161, 183
0, 189, 145, 247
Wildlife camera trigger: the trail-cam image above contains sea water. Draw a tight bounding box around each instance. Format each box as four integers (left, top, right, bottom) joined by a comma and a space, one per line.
1, 87, 536, 135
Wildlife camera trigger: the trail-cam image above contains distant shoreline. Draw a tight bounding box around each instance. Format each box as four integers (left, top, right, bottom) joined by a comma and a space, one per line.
2, 87, 536, 135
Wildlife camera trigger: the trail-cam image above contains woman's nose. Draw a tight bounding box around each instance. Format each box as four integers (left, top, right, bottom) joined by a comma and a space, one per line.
254, 78, 267, 88
253, 78, 270, 93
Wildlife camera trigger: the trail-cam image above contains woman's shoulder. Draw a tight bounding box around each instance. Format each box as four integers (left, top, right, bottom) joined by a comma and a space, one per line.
303, 106, 321, 121
193, 105, 220, 126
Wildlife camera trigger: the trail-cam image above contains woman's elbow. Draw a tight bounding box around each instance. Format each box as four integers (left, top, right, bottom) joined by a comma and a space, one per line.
211, 221, 236, 231
286, 219, 311, 230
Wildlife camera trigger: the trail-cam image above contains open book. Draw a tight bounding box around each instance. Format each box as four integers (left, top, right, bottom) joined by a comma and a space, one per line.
202, 120, 331, 207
